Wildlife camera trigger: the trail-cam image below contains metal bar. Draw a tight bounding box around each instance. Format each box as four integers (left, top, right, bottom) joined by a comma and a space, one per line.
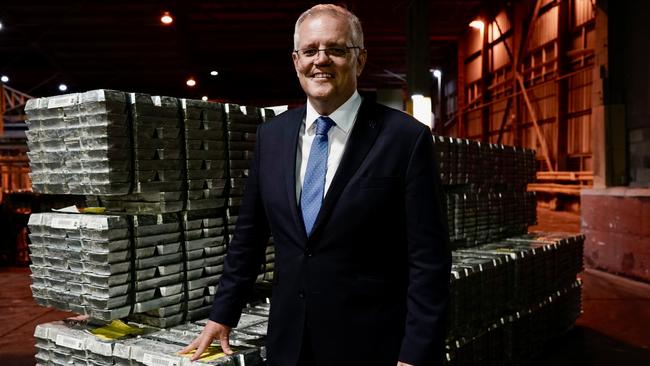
536, 171, 594, 181
446, 65, 594, 121
3, 84, 34, 101
481, 14, 491, 142
497, 97, 513, 144
527, 183, 584, 196
516, 73, 553, 172
556, 0, 570, 171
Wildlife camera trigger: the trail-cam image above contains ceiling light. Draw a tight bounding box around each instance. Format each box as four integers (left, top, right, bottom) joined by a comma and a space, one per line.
202, 96, 208, 101
469, 20, 484, 31
0, 22, 3, 31
210, 70, 219, 76
432, 69, 442, 79
161, 12, 173, 25
0, 75, 8, 83
186, 78, 196, 87
58, 84, 68, 92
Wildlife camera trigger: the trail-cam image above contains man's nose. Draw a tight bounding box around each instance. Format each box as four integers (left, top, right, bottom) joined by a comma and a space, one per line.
314, 49, 331, 64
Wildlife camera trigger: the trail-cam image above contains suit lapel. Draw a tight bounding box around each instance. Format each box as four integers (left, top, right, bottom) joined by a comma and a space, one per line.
283, 105, 308, 240
310, 99, 381, 238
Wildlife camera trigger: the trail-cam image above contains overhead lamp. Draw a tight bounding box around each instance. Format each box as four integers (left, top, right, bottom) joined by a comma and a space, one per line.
210, 70, 219, 76
186, 78, 196, 87
411, 94, 433, 129
469, 19, 484, 31
161, 11, 173, 25
432, 69, 442, 79
1, 75, 8, 83
58, 84, 68, 92
202, 96, 208, 101
0, 21, 3, 31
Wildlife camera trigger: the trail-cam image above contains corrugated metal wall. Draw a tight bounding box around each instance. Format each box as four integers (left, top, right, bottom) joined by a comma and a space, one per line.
445, 0, 595, 172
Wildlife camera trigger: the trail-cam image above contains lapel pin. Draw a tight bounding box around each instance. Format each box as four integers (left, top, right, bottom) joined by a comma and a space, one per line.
369, 120, 376, 128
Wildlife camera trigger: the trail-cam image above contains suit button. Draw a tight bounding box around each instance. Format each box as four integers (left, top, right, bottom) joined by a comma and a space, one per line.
298, 290, 305, 299
305, 249, 313, 257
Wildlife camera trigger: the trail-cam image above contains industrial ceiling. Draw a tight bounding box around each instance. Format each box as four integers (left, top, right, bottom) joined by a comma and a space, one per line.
1, 0, 486, 106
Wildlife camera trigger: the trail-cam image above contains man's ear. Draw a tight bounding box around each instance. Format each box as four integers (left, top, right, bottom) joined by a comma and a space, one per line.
292, 52, 300, 73
356, 49, 367, 77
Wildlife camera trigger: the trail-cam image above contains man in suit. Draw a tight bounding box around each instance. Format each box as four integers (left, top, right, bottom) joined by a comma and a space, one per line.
181, 4, 451, 365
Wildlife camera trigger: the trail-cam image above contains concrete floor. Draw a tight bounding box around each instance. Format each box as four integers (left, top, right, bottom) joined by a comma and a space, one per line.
1, 207, 649, 365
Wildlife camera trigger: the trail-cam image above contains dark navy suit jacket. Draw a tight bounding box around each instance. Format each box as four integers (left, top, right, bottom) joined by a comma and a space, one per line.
209, 99, 451, 366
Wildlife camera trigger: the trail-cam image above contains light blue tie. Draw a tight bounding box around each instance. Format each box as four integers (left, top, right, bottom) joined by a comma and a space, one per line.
301, 116, 335, 236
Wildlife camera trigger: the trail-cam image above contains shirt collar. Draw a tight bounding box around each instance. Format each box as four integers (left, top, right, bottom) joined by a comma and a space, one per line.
305, 91, 362, 134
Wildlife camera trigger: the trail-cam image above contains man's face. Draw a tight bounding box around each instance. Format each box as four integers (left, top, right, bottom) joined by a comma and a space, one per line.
292, 14, 366, 111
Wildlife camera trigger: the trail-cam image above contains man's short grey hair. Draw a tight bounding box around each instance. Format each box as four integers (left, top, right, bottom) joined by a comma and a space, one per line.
293, 4, 364, 50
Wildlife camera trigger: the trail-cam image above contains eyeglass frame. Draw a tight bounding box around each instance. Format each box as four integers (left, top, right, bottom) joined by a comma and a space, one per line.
293, 46, 362, 59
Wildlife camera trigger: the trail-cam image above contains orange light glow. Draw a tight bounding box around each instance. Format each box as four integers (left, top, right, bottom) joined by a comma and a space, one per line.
161, 12, 173, 25
469, 20, 484, 31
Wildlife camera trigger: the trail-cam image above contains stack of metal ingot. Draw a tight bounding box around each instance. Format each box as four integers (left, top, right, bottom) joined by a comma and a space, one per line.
444, 280, 582, 366
446, 192, 537, 247
223, 104, 275, 283
432, 136, 537, 249
28, 212, 195, 322
98, 93, 185, 213
25, 90, 272, 329
445, 232, 584, 365
33, 304, 270, 366
26, 90, 131, 195
432, 131, 562, 361
224, 104, 259, 220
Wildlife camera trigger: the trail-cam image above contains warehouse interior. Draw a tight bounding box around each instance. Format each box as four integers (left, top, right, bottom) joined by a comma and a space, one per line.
1, 0, 649, 365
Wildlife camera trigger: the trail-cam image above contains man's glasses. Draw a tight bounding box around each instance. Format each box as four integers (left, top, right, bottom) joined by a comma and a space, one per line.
294, 46, 361, 59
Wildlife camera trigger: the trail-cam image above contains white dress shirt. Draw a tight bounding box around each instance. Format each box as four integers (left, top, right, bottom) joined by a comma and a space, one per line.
296, 91, 362, 202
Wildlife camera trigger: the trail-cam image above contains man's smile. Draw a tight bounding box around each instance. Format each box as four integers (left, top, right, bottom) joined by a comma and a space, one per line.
311, 72, 334, 79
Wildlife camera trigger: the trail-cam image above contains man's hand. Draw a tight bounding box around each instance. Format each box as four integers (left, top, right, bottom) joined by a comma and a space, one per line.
397, 362, 414, 366
179, 320, 233, 361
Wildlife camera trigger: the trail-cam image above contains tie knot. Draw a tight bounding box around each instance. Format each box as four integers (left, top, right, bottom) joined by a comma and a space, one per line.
315, 116, 335, 136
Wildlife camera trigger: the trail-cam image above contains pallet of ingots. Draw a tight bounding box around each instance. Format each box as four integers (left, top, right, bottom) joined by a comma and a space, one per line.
506, 232, 584, 291
126, 209, 229, 327
34, 318, 264, 366
448, 253, 510, 338
25, 90, 131, 195
27, 212, 228, 326
116, 327, 264, 366
26, 91, 190, 197
29, 212, 183, 320
195, 302, 270, 346
34, 319, 154, 366
445, 280, 582, 366
447, 192, 536, 249
224, 104, 262, 220
451, 253, 510, 326
224, 105, 275, 270
182, 99, 229, 213
431, 136, 536, 191
448, 262, 479, 337
129, 209, 229, 328
444, 318, 508, 366
432, 136, 456, 185
458, 241, 539, 309
98, 93, 187, 213
503, 280, 582, 365
454, 138, 470, 186
458, 232, 583, 309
